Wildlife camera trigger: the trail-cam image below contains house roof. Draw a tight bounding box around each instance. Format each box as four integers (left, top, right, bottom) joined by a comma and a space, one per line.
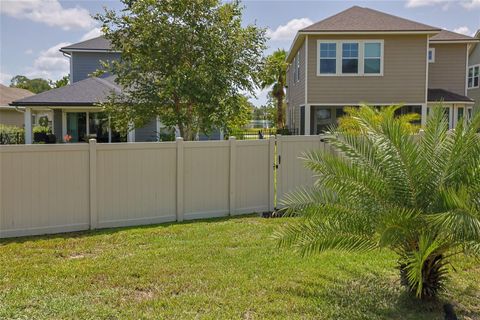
301, 6, 441, 33
60, 36, 113, 53
10, 76, 121, 107
427, 89, 474, 103
430, 29, 478, 43
0, 84, 34, 106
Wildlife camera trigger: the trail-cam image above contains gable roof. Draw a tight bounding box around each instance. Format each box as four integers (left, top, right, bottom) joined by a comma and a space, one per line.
0, 84, 34, 106
60, 36, 114, 53
10, 76, 121, 107
430, 29, 478, 43
301, 6, 441, 33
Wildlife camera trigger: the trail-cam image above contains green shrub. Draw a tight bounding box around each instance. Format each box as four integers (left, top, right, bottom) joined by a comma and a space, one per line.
33, 126, 51, 134
0, 125, 25, 144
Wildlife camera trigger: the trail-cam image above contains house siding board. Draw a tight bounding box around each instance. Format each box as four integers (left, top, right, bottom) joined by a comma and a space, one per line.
287, 40, 306, 132
467, 43, 480, 107
429, 43, 467, 96
0, 109, 23, 127
134, 118, 157, 142
307, 34, 428, 104
71, 52, 120, 83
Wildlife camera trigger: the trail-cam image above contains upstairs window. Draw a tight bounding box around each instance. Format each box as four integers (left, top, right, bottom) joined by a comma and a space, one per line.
364, 42, 382, 74
296, 52, 301, 82
342, 43, 359, 74
468, 65, 479, 89
428, 48, 435, 63
319, 42, 337, 74
293, 52, 301, 83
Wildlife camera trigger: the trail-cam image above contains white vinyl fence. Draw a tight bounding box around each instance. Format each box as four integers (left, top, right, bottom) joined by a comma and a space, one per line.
0, 135, 326, 238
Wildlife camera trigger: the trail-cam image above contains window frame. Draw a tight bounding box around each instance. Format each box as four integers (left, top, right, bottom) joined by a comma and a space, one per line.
341, 42, 360, 74
317, 40, 384, 77
468, 64, 480, 89
428, 48, 435, 63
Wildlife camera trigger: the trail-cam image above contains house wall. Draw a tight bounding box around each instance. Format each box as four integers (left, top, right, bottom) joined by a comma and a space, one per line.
53, 110, 63, 141
428, 43, 467, 96
71, 52, 120, 83
287, 39, 306, 131
468, 43, 480, 108
0, 109, 23, 127
306, 34, 428, 104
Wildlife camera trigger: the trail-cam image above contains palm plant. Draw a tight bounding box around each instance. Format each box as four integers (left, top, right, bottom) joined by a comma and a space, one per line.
275, 105, 480, 300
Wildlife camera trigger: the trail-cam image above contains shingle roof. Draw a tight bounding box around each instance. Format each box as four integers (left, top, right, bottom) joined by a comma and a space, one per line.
60, 36, 113, 52
0, 84, 34, 106
430, 29, 477, 42
301, 6, 441, 33
428, 89, 474, 103
10, 76, 121, 107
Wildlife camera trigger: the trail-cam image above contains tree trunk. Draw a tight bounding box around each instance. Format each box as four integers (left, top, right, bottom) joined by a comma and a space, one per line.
276, 92, 284, 129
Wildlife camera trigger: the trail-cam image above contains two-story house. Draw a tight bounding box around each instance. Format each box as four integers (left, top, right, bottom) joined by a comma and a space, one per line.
11, 37, 160, 144
467, 30, 480, 106
285, 6, 478, 135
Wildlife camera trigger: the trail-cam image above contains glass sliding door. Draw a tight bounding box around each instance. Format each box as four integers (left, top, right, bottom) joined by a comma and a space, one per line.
66, 112, 87, 142
89, 112, 109, 142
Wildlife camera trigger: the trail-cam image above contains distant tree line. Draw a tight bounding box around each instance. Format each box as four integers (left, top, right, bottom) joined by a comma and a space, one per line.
10, 75, 69, 94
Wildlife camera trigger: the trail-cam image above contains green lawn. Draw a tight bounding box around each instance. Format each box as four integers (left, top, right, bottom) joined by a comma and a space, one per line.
1, 216, 478, 319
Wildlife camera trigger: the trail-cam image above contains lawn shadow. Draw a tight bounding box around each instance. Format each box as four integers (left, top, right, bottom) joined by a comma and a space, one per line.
279, 270, 445, 320
0, 213, 261, 245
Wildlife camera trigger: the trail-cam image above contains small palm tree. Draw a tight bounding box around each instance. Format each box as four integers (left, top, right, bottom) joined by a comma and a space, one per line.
260, 49, 287, 129
275, 105, 480, 299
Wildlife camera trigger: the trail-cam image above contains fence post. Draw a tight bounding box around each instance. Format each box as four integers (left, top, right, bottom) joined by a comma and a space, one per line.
229, 136, 236, 216
89, 139, 98, 230
176, 137, 184, 222
275, 134, 282, 209
268, 135, 275, 212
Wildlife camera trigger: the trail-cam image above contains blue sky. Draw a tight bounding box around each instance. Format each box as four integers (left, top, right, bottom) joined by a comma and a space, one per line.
1, 0, 479, 106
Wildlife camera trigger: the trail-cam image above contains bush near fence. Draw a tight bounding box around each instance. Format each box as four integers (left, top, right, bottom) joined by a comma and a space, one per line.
0, 125, 25, 145
228, 127, 298, 140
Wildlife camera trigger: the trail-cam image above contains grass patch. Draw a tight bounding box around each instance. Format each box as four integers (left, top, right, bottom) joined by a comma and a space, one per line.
1, 216, 478, 319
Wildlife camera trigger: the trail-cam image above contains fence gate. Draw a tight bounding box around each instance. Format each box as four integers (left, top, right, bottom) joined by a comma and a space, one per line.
275, 135, 327, 208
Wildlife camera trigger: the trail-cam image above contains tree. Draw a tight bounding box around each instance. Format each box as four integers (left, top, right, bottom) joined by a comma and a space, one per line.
259, 49, 287, 129
10, 75, 51, 93
52, 75, 69, 88
95, 0, 266, 140
275, 105, 480, 300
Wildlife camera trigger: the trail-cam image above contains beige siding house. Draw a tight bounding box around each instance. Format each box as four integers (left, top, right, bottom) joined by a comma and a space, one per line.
467, 30, 480, 109
0, 85, 36, 127
285, 6, 478, 134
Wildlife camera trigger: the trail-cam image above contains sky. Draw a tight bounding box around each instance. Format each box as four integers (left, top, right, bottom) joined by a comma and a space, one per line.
1, 0, 479, 106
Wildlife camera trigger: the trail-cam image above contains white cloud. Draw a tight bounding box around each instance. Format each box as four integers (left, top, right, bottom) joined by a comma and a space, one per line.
80, 27, 103, 41
25, 42, 71, 80
406, 0, 448, 7
462, 0, 480, 9
0, 72, 13, 85
266, 18, 313, 41
453, 26, 473, 35
0, 0, 94, 30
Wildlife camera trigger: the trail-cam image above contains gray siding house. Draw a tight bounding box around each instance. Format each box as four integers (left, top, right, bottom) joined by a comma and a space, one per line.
286, 6, 478, 134
11, 37, 160, 144
467, 30, 480, 108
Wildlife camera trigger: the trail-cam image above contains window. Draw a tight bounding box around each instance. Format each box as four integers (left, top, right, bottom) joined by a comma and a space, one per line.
364, 42, 382, 74
428, 48, 435, 63
293, 52, 301, 83
317, 40, 383, 76
468, 65, 479, 89
342, 43, 359, 74
319, 42, 336, 74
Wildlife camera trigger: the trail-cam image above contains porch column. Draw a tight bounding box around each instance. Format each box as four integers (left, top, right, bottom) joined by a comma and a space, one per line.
304, 104, 311, 135
24, 107, 32, 144
421, 104, 427, 127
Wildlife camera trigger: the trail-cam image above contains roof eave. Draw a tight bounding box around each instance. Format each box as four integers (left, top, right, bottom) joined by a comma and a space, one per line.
9, 102, 99, 107
430, 39, 479, 44
59, 49, 120, 54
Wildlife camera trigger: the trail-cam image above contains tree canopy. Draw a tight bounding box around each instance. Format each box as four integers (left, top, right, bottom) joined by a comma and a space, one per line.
10, 74, 69, 93
95, 0, 266, 140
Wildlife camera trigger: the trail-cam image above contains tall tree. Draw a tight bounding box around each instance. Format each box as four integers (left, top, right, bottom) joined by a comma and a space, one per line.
95, 0, 266, 140
52, 75, 70, 88
275, 105, 480, 300
10, 75, 51, 93
259, 49, 287, 129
